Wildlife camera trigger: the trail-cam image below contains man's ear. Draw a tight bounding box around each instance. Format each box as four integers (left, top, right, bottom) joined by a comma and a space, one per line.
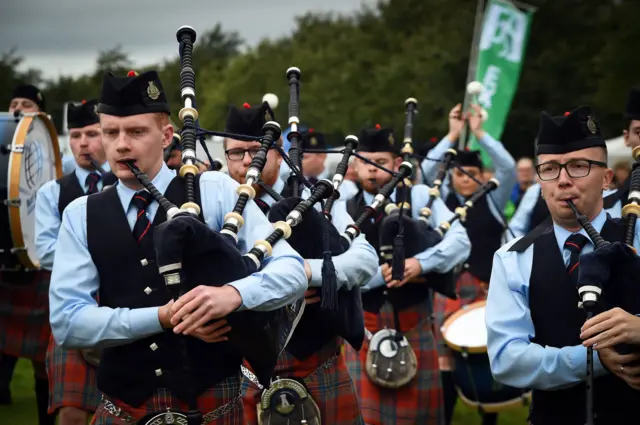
161, 124, 174, 149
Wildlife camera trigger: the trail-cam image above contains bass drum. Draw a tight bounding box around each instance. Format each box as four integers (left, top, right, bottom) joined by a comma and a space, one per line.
0, 112, 62, 271
442, 300, 531, 413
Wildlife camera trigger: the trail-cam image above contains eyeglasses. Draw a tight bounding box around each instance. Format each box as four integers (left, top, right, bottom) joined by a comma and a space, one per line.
225, 147, 262, 161
535, 159, 607, 181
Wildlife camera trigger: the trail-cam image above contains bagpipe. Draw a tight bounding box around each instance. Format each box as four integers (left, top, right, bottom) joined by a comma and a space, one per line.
122, 26, 353, 425
566, 179, 640, 424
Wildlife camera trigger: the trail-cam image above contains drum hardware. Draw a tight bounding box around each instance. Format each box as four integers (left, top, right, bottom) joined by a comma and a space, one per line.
1, 111, 62, 271
442, 300, 531, 413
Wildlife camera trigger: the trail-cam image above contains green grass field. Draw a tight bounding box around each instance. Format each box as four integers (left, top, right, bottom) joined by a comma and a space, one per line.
1, 359, 529, 424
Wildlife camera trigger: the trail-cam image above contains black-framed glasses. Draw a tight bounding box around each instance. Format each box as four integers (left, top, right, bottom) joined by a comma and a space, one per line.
225, 147, 262, 161
535, 159, 607, 181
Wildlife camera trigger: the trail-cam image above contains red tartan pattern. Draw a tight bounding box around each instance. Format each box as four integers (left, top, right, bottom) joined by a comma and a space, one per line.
46, 335, 102, 414
433, 271, 486, 357
90, 374, 243, 425
0, 270, 52, 361
345, 302, 443, 425
242, 339, 364, 425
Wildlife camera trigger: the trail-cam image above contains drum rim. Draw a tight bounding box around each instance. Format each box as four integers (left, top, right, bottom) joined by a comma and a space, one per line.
456, 387, 532, 413
441, 300, 487, 354
7, 112, 62, 269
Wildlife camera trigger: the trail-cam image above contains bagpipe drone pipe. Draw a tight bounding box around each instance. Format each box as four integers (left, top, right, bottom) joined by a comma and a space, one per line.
121, 28, 355, 421
571, 145, 640, 338
256, 67, 365, 357
371, 98, 500, 301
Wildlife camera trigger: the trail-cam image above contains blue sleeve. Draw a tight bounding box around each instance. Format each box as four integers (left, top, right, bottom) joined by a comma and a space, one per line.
476, 133, 516, 220
35, 181, 62, 270
411, 185, 471, 273
486, 244, 607, 390
420, 136, 455, 185
306, 200, 378, 290
200, 173, 307, 311
49, 197, 163, 349
508, 183, 540, 240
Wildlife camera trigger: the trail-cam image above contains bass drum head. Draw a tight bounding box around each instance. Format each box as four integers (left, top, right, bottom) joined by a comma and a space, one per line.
441, 300, 488, 354
6, 113, 61, 269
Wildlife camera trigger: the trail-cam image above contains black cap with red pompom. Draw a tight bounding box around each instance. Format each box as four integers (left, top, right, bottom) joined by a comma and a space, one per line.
535, 105, 605, 155
357, 124, 398, 154
97, 70, 170, 117
67, 99, 100, 129
224, 101, 276, 138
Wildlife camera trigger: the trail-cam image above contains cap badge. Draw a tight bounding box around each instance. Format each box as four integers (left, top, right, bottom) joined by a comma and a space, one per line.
587, 116, 597, 134
310, 136, 318, 146
147, 81, 161, 100
388, 133, 395, 145
265, 109, 273, 122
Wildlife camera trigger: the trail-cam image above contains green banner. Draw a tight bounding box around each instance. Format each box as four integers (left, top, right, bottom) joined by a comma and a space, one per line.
470, 0, 534, 166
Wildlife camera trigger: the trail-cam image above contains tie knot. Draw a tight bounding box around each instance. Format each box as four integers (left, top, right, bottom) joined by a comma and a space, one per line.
85, 172, 101, 186
131, 190, 153, 210
564, 233, 589, 254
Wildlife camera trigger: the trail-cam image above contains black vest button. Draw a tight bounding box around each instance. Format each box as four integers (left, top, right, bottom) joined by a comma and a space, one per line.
140, 258, 149, 266
155, 369, 163, 377
144, 287, 152, 295
150, 343, 158, 351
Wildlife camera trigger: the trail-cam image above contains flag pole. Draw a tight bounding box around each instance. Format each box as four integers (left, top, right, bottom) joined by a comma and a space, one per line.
459, 0, 486, 150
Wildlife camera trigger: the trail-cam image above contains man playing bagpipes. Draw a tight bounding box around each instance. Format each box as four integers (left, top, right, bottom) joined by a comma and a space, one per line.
223, 100, 379, 425
34, 98, 116, 425
421, 103, 516, 425
344, 123, 471, 425
48, 69, 308, 425
486, 105, 640, 425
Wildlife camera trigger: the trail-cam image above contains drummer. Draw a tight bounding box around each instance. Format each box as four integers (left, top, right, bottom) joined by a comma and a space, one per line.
486, 106, 640, 425
8, 84, 76, 175
422, 103, 516, 425
35, 99, 115, 424
0, 84, 57, 423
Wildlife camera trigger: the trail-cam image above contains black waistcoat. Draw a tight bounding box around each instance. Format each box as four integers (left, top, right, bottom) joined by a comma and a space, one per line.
87, 177, 242, 407
445, 191, 502, 283
346, 187, 433, 313
511, 218, 640, 425
56, 171, 118, 216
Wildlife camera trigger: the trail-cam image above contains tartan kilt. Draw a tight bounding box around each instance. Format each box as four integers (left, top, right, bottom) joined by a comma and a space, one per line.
46, 335, 102, 414
433, 271, 486, 357
242, 338, 364, 425
91, 373, 243, 425
345, 302, 443, 425
0, 270, 52, 361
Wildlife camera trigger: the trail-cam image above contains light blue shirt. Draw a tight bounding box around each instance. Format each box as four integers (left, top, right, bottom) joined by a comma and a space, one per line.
259, 178, 378, 290
360, 184, 472, 292
61, 153, 76, 175
49, 164, 307, 349
35, 162, 111, 270
508, 184, 622, 240
486, 208, 640, 390
421, 133, 517, 223
338, 180, 358, 202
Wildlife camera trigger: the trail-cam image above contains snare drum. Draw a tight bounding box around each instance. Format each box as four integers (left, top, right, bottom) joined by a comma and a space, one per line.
442, 300, 530, 412
0, 112, 61, 271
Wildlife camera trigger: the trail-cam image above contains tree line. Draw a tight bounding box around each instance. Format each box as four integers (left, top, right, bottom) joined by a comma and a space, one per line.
2, 0, 639, 160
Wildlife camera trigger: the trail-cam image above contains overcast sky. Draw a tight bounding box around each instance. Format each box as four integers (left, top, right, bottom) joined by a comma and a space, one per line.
1, 0, 375, 80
